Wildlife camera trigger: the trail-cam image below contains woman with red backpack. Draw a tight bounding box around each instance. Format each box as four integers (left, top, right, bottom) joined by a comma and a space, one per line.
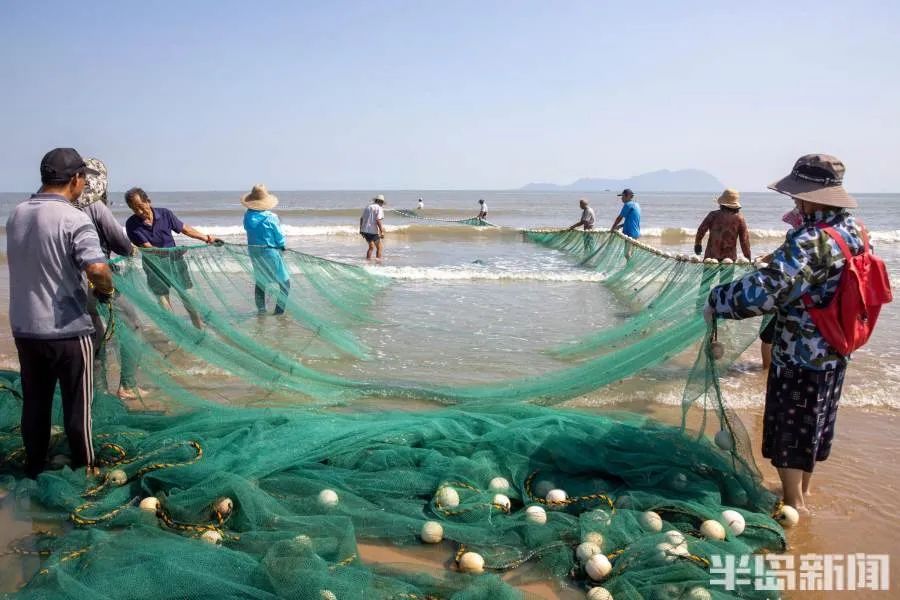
705, 154, 891, 517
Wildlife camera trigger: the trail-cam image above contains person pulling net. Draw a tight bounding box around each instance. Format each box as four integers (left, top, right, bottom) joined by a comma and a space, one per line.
390, 208, 496, 227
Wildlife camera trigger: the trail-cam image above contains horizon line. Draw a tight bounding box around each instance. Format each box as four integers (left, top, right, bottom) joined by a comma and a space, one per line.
1, 188, 896, 195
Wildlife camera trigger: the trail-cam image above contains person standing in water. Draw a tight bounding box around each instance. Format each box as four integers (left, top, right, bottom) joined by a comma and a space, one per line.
477, 198, 488, 220
706, 154, 886, 516
241, 184, 290, 315
417, 198, 424, 210
610, 188, 640, 238
568, 198, 595, 231
611, 188, 640, 258
359, 194, 386, 260
124, 188, 220, 329
694, 189, 751, 261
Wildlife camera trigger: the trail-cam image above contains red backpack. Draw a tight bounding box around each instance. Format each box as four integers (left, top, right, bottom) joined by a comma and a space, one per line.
804, 222, 893, 356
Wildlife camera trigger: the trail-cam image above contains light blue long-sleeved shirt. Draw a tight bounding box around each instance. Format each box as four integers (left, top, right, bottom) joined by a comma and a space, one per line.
243, 209, 289, 283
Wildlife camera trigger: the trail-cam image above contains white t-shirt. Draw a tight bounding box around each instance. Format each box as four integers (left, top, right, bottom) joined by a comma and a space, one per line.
417, 200, 424, 209
360, 203, 385, 234
479, 202, 488, 214
582, 206, 595, 228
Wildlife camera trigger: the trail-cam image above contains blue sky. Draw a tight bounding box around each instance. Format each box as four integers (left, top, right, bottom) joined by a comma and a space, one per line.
1, 1, 897, 191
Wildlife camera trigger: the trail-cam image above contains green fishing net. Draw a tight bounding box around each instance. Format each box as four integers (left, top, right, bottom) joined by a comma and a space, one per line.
0, 229, 787, 600
390, 208, 495, 227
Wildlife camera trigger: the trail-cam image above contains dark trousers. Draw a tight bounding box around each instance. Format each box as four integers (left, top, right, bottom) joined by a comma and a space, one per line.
254, 280, 291, 314
14, 336, 95, 478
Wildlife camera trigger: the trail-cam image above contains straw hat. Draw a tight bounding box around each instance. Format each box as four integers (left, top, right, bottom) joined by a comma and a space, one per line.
768, 154, 856, 208
241, 184, 278, 210
373, 194, 386, 204
716, 189, 741, 209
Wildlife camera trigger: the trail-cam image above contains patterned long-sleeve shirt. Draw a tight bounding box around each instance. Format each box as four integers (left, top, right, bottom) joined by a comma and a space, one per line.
695, 209, 751, 261
708, 209, 866, 371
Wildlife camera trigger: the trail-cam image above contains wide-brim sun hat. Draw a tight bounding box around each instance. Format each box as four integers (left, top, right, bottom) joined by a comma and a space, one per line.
716, 188, 741, 209
373, 194, 386, 204
768, 153, 857, 208
241, 184, 279, 210
75, 157, 109, 209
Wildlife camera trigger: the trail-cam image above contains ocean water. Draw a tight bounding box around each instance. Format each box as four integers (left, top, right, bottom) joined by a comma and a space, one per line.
0, 190, 897, 410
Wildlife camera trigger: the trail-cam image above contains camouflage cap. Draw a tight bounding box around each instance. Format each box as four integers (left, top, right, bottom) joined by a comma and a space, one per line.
75, 158, 109, 209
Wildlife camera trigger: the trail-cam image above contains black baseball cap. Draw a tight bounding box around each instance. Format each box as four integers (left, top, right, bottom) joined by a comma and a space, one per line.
40, 148, 99, 184
617, 188, 634, 197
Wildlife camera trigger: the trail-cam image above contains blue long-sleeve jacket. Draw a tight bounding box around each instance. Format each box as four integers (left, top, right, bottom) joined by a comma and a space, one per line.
243, 209, 289, 283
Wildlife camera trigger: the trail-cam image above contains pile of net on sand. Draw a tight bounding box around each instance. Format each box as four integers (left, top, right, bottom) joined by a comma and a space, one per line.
0, 230, 788, 599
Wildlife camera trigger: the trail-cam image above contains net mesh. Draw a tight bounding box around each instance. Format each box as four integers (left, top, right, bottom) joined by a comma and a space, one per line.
0, 228, 785, 599
390, 208, 495, 227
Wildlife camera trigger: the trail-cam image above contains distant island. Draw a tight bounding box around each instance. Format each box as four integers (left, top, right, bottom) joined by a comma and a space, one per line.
521, 169, 724, 192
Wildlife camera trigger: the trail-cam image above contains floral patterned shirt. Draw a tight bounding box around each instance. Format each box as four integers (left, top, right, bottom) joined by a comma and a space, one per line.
708, 209, 866, 371
695, 209, 751, 261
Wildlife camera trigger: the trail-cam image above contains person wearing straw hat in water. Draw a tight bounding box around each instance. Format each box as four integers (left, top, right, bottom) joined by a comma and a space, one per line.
706, 154, 891, 516
359, 194, 386, 260
242, 185, 290, 316
693, 189, 752, 261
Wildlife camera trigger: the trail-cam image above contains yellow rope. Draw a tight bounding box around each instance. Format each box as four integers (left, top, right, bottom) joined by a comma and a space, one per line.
82, 440, 202, 498
70, 500, 134, 527
37, 547, 90, 576
330, 553, 357, 569
2, 531, 57, 557
524, 470, 615, 511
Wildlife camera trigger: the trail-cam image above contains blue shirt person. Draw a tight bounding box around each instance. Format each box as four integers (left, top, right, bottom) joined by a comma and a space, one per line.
124, 187, 219, 328
611, 188, 641, 238
241, 185, 291, 315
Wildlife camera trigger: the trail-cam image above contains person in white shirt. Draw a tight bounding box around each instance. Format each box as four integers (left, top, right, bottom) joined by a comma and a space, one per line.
477, 199, 488, 220
417, 198, 424, 210
359, 194, 386, 259
568, 198, 595, 230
